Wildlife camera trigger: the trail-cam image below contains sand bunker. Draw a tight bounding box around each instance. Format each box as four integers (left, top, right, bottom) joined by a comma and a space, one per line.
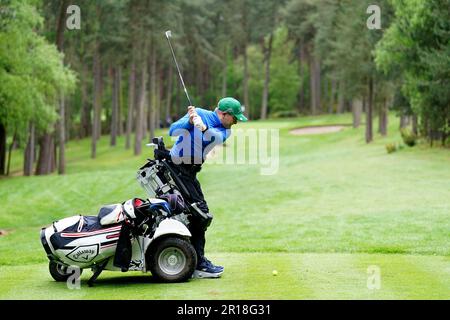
290, 125, 346, 136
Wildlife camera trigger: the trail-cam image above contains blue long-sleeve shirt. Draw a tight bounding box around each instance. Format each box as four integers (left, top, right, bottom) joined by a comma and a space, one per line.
169, 108, 230, 164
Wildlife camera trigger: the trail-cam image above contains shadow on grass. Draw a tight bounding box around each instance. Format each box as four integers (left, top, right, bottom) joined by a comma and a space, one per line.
83, 274, 194, 288
86, 275, 156, 287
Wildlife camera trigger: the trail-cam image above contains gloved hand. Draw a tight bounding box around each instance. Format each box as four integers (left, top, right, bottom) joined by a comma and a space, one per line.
193, 114, 206, 131
188, 106, 206, 131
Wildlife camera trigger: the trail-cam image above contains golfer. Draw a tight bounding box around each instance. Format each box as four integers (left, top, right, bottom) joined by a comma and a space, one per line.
169, 97, 247, 278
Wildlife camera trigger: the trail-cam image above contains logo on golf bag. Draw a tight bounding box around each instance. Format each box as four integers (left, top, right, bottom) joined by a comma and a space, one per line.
66, 244, 99, 263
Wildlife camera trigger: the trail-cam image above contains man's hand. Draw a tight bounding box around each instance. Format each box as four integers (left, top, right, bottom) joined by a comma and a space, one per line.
187, 105, 196, 116
188, 106, 206, 131
188, 106, 196, 124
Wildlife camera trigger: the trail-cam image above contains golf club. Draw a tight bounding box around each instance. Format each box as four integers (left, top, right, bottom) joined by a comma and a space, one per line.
165, 30, 193, 106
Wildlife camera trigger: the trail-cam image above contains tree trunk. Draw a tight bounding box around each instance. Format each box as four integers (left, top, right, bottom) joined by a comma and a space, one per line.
196, 49, 203, 99
65, 97, 71, 142
412, 114, 418, 135
79, 64, 90, 139
166, 64, 173, 127
315, 59, 321, 113
311, 57, 321, 114
352, 99, 362, 128
346, 99, 353, 113
362, 95, 366, 113
117, 66, 123, 136
55, 0, 68, 174
329, 78, 336, 113
428, 120, 433, 146
110, 67, 118, 146
400, 115, 409, 128
0, 122, 6, 175
55, 0, 69, 52
337, 81, 345, 114
149, 44, 156, 141
57, 94, 66, 174
203, 60, 209, 102
261, 33, 273, 120
142, 89, 148, 142
157, 64, 164, 130
134, 55, 147, 156
309, 56, 316, 115
322, 74, 328, 113
6, 130, 17, 176
366, 78, 374, 143
126, 61, 136, 149
79, 85, 87, 139
222, 45, 228, 97
176, 77, 181, 118
298, 41, 306, 113
378, 98, 388, 136
309, 55, 321, 115
96, 63, 104, 141
243, 43, 250, 119
91, 42, 101, 159
24, 123, 35, 176
36, 133, 55, 175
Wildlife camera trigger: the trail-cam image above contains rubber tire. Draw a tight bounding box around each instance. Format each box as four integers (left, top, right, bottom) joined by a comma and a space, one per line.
49, 261, 83, 282
148, 237, 197, 283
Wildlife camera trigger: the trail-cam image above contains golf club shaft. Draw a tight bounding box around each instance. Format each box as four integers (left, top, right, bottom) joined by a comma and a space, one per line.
165, 32, 193, 106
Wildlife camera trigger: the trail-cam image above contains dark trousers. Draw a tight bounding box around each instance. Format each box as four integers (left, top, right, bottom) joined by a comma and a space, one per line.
174, 164, 210, 265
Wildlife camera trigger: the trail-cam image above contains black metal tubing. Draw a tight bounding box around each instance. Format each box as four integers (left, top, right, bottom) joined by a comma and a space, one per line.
160, 160, 191, 200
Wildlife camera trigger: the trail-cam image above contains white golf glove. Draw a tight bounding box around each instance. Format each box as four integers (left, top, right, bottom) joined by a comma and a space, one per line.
188, 106, 206, 131
192, 114, 206, 131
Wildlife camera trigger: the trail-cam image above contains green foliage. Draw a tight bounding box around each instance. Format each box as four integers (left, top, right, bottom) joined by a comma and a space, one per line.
400, 128, 417, 147
325, 0, 389, 98
269, 27, 300, 113
0, 0, 76, 139
270, 110, 299, 118
375, 0, 450, 139
226, 51, 243, 100
246, 46, 264, 117
385, 142, 397, 154
392, 86, 413, 116
1, 0, 449, 150
240, 27, 299, 118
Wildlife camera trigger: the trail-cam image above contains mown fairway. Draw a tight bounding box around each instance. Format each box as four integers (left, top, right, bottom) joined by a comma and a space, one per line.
0, 114, 449, 299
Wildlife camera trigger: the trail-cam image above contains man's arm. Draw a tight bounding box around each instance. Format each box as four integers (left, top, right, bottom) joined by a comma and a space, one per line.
188, 106, 207, 131
203, 126, 229, 144
169, 112, 193, 136
169, 106, 207, 136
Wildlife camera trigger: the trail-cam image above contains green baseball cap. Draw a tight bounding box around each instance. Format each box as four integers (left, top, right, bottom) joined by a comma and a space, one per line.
218, 97, 248, 122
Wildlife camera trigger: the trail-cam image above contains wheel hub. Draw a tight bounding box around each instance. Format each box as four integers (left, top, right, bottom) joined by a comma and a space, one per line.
158, 246, 186, 275
168, 255, 178, 266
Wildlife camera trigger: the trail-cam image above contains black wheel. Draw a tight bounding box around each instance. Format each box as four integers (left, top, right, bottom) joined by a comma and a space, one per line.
148, 237, 197, 283
49, 261, 83, 282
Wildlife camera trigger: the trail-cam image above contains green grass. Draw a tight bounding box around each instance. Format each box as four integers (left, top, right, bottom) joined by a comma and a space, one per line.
0, 113, 449, 299
0, 253, 449, 299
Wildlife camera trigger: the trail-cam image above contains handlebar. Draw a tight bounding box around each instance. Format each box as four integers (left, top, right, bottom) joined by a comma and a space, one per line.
153, 137, 165, 149
146, 137, 166, 150
148, 137, 170, 161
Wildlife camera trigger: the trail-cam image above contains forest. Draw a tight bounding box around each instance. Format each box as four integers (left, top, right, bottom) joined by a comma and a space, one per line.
0, 0, 449, 176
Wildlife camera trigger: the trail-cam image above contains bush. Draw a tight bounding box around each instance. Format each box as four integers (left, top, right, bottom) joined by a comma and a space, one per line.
270, 110, 299, 118
400, 128, 417, 147
385, 143, 397, 154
